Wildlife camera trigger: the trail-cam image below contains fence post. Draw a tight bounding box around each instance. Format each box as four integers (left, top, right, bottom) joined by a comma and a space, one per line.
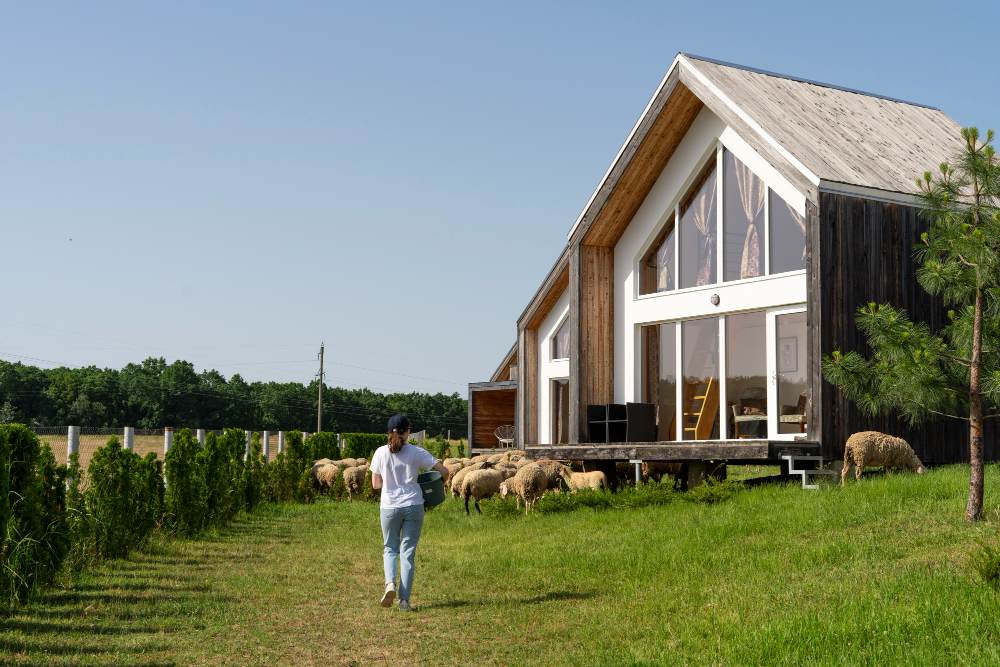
67, 425, 80, 461
262, 430, 270, 461
196, 428, 206, 446
164, 427, 174, 456
244, 430, 252, 461
123, 426, 134, 451
278, 431, 285, 454
337, 433, 342, 455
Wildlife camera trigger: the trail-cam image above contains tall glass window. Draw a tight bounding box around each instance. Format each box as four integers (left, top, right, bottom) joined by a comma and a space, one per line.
679, 161, 717, 289
551, 318, 569, 360
682, 318, 719, 440
723, 150, 765, 282
642, 324, 677, 440
725, 312, 767, 439
639, 214, 676, 294
770, 190, 806, 274
552, 379, 570, 444
776, 311, 808, 434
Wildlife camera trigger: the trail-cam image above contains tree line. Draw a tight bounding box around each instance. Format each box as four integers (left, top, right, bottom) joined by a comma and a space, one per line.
0, 357, 468, 436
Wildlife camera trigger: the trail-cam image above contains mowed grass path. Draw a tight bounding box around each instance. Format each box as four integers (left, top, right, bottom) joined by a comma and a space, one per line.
4, 466, 1000, 665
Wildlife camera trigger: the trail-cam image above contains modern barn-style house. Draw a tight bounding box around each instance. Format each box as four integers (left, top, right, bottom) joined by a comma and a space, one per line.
469, 54, 996, 477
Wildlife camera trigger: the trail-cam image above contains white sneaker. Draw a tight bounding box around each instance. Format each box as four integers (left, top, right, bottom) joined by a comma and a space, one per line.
380, 583, 395, 608
398, 600, 412, 612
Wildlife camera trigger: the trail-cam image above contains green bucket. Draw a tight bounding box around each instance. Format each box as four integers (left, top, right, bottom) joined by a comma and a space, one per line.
418, 470, 446, 509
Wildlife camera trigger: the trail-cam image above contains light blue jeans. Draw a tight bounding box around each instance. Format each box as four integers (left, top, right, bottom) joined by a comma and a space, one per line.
380, 504, 425, 602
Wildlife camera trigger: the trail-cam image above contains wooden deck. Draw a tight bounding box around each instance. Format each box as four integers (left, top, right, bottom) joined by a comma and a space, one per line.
523, 439, 820, 463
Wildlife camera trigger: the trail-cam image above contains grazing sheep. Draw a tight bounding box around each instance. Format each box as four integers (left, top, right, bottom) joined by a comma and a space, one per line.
499, 463, 548, 514
450, 461, 491, 497
337, 458, 362, 469
568, 471, 608, 491
535, 460, 573, 491
314, 458, 336, 467
443, 458, 463, 466
311, 461, 340, 489
461, 468, 505, 514
841, 431, 926, 485
443, 461, 464, 480
342, 464, 369, 500
314, 463, 341, 491
469, 454, 492, 464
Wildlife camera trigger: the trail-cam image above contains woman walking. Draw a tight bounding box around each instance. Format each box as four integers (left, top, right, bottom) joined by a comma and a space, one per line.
369, 414, 449, 611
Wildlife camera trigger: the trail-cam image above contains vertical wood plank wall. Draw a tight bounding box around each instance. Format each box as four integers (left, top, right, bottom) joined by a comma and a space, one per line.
819, 192, 997, 464
469, 386, 517, 449
517, 328, 539, 446
571, 245, 615, 441
804, 200, 823, 443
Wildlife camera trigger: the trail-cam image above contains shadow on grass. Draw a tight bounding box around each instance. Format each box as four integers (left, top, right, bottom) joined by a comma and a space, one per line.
421, 590, 597, 610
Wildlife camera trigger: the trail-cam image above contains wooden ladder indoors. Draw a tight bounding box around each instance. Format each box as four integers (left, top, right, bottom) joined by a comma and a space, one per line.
683, 377, 718, 440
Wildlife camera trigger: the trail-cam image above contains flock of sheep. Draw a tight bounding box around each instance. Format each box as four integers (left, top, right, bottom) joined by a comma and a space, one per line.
306, 430, 927, 512
443, 451, 609, 514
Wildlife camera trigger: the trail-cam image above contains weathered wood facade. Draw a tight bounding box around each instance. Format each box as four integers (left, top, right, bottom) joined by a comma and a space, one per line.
468, 53, 986, 467
817, 192, 999, 464
467, 381, 517, 451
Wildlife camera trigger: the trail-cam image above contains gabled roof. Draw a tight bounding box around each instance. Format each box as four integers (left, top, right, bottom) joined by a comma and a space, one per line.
686, 54, 963, 196
567, 53, 964, 245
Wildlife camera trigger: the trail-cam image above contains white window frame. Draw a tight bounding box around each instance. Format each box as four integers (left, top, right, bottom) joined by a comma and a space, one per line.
766, 304, 808, 441
550, 313, 570, 362
634, 141, 806, 303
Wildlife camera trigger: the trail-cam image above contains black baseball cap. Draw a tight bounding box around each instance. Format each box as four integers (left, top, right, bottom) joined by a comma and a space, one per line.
387, 414, 411, 433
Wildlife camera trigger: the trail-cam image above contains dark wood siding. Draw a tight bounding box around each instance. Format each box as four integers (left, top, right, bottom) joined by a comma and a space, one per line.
819, 192, 998, 464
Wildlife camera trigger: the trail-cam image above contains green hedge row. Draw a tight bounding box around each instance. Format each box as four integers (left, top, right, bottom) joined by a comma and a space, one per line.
1, 425, 326, 611
340, 432, 386, 460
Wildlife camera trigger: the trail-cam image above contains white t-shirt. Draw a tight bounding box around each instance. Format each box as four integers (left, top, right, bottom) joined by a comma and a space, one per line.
369, 444, 437, 509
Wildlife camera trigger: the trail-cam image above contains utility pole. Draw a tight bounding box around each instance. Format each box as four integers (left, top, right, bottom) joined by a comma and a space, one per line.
317, 342, 325, 432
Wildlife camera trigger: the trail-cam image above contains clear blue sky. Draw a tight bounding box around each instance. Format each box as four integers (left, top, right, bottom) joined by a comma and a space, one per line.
3, 1, 997, 396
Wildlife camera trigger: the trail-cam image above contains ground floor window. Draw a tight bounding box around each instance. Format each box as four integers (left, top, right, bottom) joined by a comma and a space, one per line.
641, 304, 806, 441
551, 378, 570, 444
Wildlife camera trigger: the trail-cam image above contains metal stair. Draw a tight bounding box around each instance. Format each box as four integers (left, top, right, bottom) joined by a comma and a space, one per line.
781, 454, 836, 490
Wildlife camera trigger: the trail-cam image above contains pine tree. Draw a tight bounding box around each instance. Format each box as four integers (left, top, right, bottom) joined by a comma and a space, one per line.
823, 127, 1000, 522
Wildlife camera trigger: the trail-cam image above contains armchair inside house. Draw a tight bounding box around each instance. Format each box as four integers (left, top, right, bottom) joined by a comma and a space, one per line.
779, 393, 809, 433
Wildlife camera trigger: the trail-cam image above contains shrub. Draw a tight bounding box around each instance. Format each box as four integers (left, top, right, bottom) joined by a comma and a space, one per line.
65, 451, 94, 570
424, 437, 454, 460
683, 479, 742, 505
341, 433, 385, 460
0, 425, 70, 608
135, 453, 164, 537
87, 436, 151, 559
199, 430, 242, 526
165, 429, 209, 536
242, 433, 266, 513
305, 432, 339, 462
329, 468, 347, 500
452, 439, 467, 458
975, 541, 1000, 590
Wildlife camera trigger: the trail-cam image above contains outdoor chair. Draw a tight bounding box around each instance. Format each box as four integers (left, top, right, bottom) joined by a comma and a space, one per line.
494, 424, 515, 449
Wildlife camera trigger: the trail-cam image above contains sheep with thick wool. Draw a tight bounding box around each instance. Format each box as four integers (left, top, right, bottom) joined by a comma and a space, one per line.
342, 464, 369, 499
450, 461, 490, 498
313, 463, 340, 492
840, 431, 925, 485
534, 459, 573, 491
568, 471, 608, 491
499, 463, 548, 514
462, 468, 505, 514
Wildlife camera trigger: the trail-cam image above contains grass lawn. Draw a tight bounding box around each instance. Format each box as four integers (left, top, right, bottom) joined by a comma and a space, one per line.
4, 466, 1000, 665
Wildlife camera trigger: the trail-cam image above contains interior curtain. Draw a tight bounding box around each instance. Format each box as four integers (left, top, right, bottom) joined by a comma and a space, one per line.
782, 199, 807, 261
655, 232, 675, 291
735, 160, 765, 278
690, 171, 717, 286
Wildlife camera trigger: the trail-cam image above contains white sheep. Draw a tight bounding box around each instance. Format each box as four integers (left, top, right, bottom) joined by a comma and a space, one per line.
534, 459, 573, 491
314, 463, 340, 492
841, 431, 925, 485
343, 464, 369, 499
450, 461, 490, 498
461, 468, 505, 514
568, 471, 608, 491
499, 463, 548, 514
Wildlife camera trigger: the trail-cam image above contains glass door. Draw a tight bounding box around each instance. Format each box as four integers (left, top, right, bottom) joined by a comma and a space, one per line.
766, 306, 807, 440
